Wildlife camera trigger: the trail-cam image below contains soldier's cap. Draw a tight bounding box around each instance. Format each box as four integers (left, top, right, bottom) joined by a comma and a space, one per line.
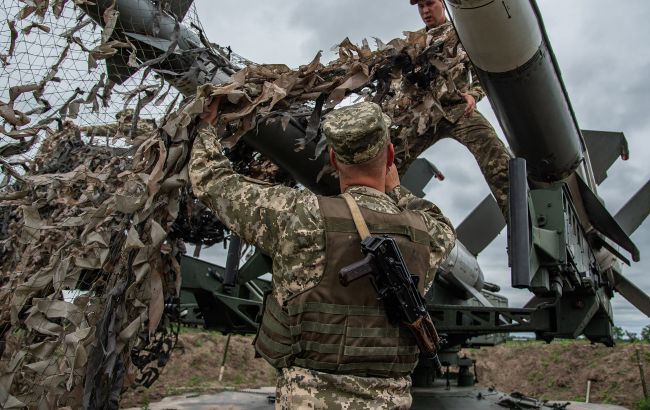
322, 101, 391, 165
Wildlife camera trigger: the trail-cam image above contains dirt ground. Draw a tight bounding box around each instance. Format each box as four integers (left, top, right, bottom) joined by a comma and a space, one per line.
120, 331, 276, 408
120, 332, 650, 409
465, 341, 650, 408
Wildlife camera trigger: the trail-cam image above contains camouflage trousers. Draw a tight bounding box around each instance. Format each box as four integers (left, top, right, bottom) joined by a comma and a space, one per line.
275, 366, 412, 409
400, 110, 511, 218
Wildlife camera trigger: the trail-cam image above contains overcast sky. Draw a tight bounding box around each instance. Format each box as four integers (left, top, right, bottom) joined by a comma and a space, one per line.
192, 0, 650, 335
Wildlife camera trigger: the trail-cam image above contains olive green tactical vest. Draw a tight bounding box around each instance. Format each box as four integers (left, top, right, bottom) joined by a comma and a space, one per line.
254, 194, 433, 378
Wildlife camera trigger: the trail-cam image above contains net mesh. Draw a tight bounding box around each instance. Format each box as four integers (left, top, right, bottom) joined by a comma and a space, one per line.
0, 2, 218, 407
0, 0, 215, 165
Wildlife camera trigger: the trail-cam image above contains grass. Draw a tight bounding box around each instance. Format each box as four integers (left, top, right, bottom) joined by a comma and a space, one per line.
187, 376, 201, 387
166, 386, 185, 397
636, 397, 650, 410
139, 394, 150, 410
600, 392, 612, 404
179, 325, 223, 334
527, 370, 544, 383
232, 373, 244, 385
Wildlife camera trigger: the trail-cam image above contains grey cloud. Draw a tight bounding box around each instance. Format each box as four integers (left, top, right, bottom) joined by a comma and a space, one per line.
286, 0, 422, 63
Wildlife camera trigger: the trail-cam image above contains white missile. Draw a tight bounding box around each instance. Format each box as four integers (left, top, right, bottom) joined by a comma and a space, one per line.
444, 0, 586, 183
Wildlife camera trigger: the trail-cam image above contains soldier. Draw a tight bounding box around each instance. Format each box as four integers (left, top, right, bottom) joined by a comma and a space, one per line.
406, 0, 512, 217
190, 101, 455, 409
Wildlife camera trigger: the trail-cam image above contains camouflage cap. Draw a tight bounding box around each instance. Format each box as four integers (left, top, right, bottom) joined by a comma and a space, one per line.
322, 102, 391, 165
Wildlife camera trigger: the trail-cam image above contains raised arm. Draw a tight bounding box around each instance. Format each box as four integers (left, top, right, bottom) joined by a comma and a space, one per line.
189, 124, 319, 255
385, 164, 456, 290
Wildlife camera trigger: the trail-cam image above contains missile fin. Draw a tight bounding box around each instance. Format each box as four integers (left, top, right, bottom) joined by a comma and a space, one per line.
456, 194, 505, 256
582, 130, 629, 185
509, 158, 533, 288
401, 158, 439, 199
124, 32, 175, 52
614, 179, 650, 236
161, 0, 194, 21
574, 174, 640, 262
442, 269, 494, 307
612, 270, 650, 317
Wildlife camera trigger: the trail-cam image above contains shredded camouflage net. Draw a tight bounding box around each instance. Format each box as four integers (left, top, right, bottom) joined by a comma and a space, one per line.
0, 1, 475, 408
194, 25, 472, 175
0, 1, 209, 408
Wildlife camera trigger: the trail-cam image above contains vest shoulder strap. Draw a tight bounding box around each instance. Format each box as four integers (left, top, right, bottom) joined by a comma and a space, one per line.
340, 192, 370, 240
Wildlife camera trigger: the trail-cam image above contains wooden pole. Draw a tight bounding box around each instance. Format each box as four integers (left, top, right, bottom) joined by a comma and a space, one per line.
585, 380, 592, 403
218, 334, 232, 382
637, 349, 648, 399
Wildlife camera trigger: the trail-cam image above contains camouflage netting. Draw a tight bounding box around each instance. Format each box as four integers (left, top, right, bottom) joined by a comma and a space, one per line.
0, 1, 226, 408
0, 1, 474, 408
202, 27, 471, 171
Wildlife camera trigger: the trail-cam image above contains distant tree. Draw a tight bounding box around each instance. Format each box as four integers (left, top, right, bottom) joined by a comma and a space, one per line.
639, 325, 650, 343
612, 326, 625, 341
625, 330, 638, 342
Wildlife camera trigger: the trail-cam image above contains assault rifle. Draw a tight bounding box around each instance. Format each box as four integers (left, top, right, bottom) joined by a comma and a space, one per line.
339, 235, 443, 372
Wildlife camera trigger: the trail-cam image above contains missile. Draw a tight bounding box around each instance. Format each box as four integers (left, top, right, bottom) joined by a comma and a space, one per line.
444, 0, 650, 335
78, 0, 235, 96
443, 0, 594, 185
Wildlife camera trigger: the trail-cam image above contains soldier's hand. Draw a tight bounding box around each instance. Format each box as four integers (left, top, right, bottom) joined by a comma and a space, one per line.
385, 164, 400, 193
461, 92, 476, 117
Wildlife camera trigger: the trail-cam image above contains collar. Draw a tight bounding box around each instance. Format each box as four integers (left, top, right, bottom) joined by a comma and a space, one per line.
344, 185, 392, 201
425, 19, 451, 30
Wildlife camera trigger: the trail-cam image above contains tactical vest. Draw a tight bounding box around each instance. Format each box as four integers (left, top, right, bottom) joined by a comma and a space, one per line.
254, 194, 433, 378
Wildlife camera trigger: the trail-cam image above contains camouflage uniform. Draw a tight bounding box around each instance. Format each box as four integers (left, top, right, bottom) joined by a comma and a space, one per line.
189, 103, 455, 409
402, 21, 512, 217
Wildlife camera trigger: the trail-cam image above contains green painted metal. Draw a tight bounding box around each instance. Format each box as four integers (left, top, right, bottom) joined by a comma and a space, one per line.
180, 254, 268, 334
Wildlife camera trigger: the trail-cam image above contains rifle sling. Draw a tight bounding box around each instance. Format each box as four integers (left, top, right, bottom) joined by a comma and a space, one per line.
341, 192, 371, 240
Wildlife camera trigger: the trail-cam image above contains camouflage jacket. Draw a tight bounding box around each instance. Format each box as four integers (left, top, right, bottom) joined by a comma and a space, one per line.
189, 124, 456, 408
421, 21, 486, 123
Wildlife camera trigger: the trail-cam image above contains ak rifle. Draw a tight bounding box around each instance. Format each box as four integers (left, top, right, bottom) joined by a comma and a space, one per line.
339, 235, 443, 372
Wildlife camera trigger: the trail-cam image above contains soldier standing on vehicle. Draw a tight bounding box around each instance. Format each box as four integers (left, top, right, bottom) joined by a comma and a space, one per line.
404, 0, 512, 217
190, 100, 455, 409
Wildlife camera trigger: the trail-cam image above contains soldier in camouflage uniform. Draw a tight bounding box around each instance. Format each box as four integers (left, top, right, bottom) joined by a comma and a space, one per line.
406, 0, 512, 217
190, 101, 455, 409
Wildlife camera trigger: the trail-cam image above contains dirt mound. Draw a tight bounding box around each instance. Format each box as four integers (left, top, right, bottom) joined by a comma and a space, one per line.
120, 331, 276, 408
465, 341, 650, 408
120, 333, 649, 409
